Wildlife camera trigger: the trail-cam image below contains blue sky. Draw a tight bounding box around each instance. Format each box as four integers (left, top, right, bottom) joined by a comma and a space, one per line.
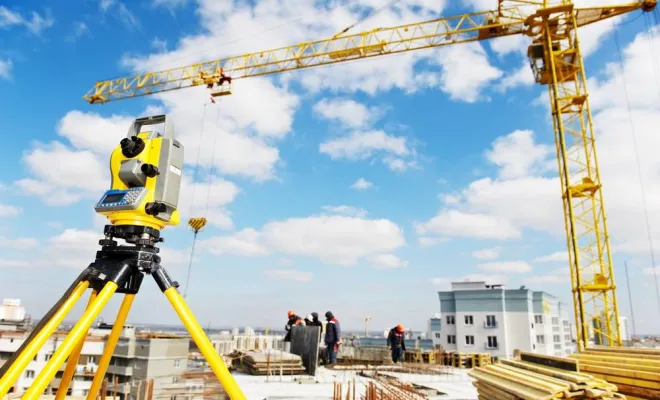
1, 0, 660, 335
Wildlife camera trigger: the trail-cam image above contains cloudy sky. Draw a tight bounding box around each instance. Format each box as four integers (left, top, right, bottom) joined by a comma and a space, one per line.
1, 0, 660, 335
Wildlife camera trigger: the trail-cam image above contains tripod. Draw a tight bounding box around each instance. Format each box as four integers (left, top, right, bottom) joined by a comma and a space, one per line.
0, 224, 246, 400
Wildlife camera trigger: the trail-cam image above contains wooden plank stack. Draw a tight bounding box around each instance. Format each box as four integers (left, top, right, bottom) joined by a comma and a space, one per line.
468, 351, 624, 399
568, 347, 660, 400
230, 350, 306, 375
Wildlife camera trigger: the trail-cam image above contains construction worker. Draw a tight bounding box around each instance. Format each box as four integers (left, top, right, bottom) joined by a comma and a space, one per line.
305, 312, 323, 341
387, 324, 406, 363
324, 311, 341, 365
284, 310, 304, 343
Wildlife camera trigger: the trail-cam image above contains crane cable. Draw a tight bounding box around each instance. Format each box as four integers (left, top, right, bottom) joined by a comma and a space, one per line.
612, 22, 660, 320
183, 102, 213, 298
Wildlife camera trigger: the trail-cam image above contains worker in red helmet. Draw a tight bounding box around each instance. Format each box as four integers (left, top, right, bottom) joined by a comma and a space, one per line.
284, 310, 304, 343
386, 324, 406, 363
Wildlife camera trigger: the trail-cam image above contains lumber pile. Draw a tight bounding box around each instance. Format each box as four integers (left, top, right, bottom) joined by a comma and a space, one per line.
569, 347, 660, 400
468, 351, 624, 399
230, 349, 306, 375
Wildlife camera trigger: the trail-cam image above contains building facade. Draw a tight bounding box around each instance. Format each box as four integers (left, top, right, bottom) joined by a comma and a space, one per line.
427, 314, 442, 348
104, 330, 190, 400
437, 281, 573, 359
0, 330, 104, 397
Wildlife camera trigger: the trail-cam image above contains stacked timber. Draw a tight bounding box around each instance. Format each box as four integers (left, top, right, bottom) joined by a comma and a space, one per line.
468, 351, 624, 399
569, 347, 660, 400
230, 350, 306, 375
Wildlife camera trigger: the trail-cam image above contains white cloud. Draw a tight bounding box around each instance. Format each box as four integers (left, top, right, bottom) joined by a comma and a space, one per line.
321, 205, 367, 218
201, 228, 269, 257
320, 130, 409, 160
477, 261, 532, 273
430, 42, 503, 103
367, 253, 408, 269
0, 6, 54, 35
485, 130, 553, 180
351, 178, 373, 191
418, 236, 450, 248
472, 247, 502, 260
0, 203, 21, 217
0, 59, 11, 80
415, 209, 520, 240
0, 237, 39, 249
534, 251, 568, 263
264, 269, 313, 282
0, 260, 32, 268
313, 98, 380, 129
523, 268, 570, 285
644, 266, 660, 276
201, 214, 406, 266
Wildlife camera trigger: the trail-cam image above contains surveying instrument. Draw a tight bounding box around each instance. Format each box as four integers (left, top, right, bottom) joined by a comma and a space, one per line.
0, 115, 246, 400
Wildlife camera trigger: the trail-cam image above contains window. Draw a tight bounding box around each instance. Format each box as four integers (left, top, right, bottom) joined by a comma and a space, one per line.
552, 317, 559, 325
447, 335, 456, 344
486, 315, 496, 327
435, 333, 440, 339
464, 315, 474, 325
26, 370, 35, 379
174, 359, 180, 368
564, 335, 570, 341
446, 315, 455, 325
553, 335, 561, 343
487, 336, 498, 349
534, 315, 543, 324
536, 335, 545, 344
45, 354, 51, 361
465, 335, 474, 346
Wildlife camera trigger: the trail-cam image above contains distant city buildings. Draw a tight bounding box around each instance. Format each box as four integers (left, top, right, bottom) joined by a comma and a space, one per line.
435, 281, 574, 359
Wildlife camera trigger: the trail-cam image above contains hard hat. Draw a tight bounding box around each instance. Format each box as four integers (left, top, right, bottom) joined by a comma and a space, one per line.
396, 324, 404, 331
287, 310, 295, 317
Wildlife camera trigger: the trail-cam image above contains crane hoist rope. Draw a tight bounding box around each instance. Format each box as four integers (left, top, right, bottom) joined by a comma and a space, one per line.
183, 102, 216, 298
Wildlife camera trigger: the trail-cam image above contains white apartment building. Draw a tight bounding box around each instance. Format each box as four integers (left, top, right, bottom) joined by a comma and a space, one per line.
0, 330, 104, 396
427, 314, 442, 348
437, 281, 573, 359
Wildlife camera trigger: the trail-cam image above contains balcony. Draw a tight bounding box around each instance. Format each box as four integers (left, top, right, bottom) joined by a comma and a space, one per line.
483, 321, 498, 329
107, 365, 133, 376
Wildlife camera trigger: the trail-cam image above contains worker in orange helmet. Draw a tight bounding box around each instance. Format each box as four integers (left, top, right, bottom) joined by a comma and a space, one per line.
386, 324, 406, 363
284, 310, 304, 343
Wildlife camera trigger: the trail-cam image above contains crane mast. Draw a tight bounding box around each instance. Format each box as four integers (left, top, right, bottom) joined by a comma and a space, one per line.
83, 0, 658, 351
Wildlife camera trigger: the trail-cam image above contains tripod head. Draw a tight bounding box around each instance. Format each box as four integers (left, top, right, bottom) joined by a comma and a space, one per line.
94, 114, 184, 232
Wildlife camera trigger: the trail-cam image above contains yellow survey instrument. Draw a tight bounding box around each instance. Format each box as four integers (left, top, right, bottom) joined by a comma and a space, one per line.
0, 115, 247, 400
94, 115, 183, 231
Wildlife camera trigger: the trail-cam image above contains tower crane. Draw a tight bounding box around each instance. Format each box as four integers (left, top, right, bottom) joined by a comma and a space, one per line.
83, 0, 659, 351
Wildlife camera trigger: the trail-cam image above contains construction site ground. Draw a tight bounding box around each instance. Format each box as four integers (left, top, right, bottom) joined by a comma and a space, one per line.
231, 366, 478, 399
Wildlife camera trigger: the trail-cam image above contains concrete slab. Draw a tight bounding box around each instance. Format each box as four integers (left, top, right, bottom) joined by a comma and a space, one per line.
231, 366, 478, 400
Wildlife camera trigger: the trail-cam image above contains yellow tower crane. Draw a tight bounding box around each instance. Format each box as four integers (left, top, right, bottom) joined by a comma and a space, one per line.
83, 0, 659, 351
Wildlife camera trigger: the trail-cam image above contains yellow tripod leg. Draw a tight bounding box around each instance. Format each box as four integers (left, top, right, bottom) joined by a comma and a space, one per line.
23, 281, 118, 400
163, 287, 246, 400
86, 293, 135, 400
0, 280, 90, 398
54, 290, 98, 400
